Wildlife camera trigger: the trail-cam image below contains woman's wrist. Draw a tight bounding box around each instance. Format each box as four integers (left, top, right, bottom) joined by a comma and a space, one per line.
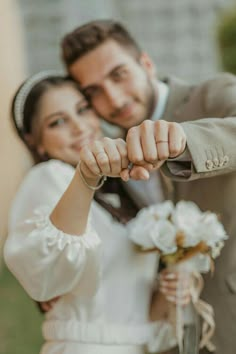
76, 161, 107, 190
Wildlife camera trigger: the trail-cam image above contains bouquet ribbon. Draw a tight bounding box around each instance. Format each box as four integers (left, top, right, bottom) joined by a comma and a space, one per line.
174, 271, 216, 352
191, 271, 215, 352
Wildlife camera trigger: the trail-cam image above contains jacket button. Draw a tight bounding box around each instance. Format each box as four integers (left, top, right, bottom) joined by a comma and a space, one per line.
223, 155, 229, 165
219, 158, 224, 167
205, 160, 213, 170
213, 158, 219, 167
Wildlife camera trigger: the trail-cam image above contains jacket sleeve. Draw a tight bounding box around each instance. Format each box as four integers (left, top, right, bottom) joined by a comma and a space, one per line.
162, 73, 236, 181
4, 160, 101, 301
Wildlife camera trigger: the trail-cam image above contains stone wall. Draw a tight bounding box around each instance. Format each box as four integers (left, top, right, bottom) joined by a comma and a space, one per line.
18, 0, 234, 81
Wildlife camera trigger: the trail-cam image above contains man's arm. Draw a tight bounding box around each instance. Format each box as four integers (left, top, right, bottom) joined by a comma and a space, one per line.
126, 73, 236, 181
163, 73, 236, 181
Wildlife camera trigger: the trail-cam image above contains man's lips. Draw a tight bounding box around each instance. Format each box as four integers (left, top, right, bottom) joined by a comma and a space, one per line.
114, 103, 136, 120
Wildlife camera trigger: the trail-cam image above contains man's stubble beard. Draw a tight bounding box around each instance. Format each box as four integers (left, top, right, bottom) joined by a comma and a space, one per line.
92, 76, 157, 130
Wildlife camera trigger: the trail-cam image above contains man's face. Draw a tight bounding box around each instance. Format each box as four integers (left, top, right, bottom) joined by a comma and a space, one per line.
69, 40, 157, 129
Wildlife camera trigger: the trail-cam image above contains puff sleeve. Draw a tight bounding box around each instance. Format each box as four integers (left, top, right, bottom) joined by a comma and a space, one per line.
4, 160, 101, 301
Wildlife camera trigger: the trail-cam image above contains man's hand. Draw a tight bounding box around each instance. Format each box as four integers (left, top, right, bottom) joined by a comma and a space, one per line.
126, 120, 187, 178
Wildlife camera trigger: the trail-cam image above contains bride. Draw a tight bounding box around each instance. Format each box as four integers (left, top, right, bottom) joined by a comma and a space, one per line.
4, 71, 190, 354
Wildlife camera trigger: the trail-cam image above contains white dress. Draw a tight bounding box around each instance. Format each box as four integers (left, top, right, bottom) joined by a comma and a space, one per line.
4, 160, 176, 354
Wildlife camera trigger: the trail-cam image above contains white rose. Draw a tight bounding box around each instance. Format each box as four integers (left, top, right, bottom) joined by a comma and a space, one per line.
148, 200, 174, 220
150, 220, 177, 255
133, 200, 174, 221
128, 201, 174, 249
172, 201, 203, 247
128, 218, 157, 249
198, 213, 228, 246
211, 241, 225, 259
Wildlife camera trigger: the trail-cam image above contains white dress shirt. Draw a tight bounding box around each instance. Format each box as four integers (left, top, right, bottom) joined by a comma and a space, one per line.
123, 81, 169, 208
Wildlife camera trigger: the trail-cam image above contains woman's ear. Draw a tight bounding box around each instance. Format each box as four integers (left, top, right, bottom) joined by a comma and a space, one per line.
23, 133, 36, 148
139, 52, 156, 78
37, 145, 46, 157
24, 133, 45, 157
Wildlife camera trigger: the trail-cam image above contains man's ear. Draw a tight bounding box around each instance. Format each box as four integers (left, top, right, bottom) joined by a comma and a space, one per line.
139, 53, 156, 78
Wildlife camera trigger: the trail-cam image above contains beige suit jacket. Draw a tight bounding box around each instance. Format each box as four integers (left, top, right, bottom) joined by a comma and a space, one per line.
160, 73, 236, 354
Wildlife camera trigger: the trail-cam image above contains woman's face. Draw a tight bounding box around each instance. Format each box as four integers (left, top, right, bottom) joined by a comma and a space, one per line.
33, 84, 101, 166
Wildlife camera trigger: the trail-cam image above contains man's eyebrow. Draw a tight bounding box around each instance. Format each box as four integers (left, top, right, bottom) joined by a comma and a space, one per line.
82, 64, 126, 91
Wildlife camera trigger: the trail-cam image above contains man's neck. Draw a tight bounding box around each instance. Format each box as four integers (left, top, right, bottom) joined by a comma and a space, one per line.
149, 79, 159, 119
151, 79, 169, 121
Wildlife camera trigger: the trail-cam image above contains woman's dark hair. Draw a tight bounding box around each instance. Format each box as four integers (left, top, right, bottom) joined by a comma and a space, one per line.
12, 75, 77, 137
11, 74, 79, 162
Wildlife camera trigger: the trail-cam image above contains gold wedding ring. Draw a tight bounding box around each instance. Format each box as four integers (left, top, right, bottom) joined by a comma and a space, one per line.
155, 140, 168, 143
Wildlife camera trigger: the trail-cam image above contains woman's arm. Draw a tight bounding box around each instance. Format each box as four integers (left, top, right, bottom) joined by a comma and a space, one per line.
4, 138, 130, 301
50, 137, 130, 235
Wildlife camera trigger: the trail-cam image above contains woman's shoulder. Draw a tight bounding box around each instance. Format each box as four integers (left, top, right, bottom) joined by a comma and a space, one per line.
16, 159, 75, 199
26, 159, 74, 181
9, 160, 75, 227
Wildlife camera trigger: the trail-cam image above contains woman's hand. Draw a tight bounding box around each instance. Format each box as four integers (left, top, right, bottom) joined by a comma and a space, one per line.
150, 269, 192, 322
37, 296, 60, 313
79, 137, 153, 181
159, 269, 191, 306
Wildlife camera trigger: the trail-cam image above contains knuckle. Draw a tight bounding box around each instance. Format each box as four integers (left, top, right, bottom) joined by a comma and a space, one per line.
142, 120, 152, 131
158, 152, 169, 160
131, 156, 143, 165
116, 138, 125, 144
110, 155, 120, 165
87, 160, 99, 171
103, 136, 112, 144
144, 152, 156, 162
93, 140, 102, 149
98, 156, 108, 165
126, 127, 137, 139
170, 146, 180, 155
155, 119, 165, 129
120, 149, 128, 158
170, 122, 180, 132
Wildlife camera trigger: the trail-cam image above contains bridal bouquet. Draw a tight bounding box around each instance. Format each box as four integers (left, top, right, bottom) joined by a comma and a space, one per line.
128, 201, 228, 353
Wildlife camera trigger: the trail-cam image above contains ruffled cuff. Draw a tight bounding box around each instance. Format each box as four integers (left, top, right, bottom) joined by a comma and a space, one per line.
25, 206, 101, 254
5, 206, 101, 301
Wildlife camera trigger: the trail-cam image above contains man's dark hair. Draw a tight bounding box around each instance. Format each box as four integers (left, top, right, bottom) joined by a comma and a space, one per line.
61, 19, 142, 67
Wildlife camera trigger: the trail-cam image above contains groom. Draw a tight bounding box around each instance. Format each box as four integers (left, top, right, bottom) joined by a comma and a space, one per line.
61, 20, 236, 354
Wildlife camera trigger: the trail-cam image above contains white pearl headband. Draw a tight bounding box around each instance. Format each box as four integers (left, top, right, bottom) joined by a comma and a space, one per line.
14, 70, 64, 132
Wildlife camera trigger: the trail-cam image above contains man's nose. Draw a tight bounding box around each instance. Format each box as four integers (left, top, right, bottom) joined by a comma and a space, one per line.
104, 83, 124, 108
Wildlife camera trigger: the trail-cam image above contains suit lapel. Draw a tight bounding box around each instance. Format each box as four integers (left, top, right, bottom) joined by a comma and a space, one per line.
161, 77, 193, 122
158, 77, 193, 201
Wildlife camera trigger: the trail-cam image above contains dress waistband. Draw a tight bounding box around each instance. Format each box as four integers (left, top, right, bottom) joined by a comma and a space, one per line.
42, 320, 156, 345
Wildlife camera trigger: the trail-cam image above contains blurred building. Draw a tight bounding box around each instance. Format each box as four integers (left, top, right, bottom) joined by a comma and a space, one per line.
18, 0, 235, 82
0, 0, 31, 251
